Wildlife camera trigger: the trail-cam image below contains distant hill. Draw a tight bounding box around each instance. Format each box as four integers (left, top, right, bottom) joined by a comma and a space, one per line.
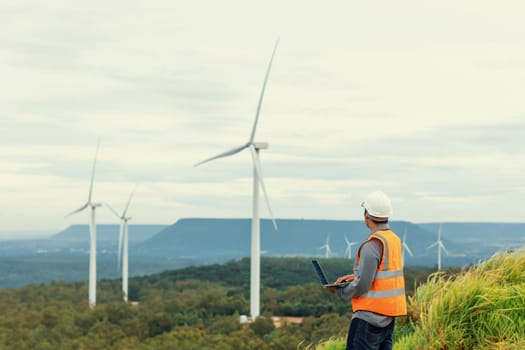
2, 219, 523, 269
0, 219, 523, 290
52, 224, 167, 242
0, 224, 167, 257
418, 222, 525, 254
136, 218, 475, 267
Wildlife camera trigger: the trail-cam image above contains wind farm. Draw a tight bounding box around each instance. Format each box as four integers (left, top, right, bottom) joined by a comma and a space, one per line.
2, 1, 525, 348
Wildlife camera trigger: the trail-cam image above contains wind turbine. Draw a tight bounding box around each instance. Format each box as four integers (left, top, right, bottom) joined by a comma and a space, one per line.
402, 228, 413, 266
320, 235, 333, 259
106, 186, 136, 302
194, 39, 279, 320
427, 224, 449, 270
344, 235, 359, 259
65, 142, 101, 308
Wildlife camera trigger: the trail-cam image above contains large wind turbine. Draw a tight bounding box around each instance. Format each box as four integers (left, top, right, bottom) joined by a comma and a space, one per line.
65, 142, 101, 308
344, 235, 359, 259
320, 235, 333, 259
427, 224, 449, 270
195, 40, 279, 320
106, 186, 136, 302
402, 228, 413, 266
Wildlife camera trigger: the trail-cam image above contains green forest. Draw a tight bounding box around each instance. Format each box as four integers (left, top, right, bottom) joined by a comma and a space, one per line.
0, 257, 434, 349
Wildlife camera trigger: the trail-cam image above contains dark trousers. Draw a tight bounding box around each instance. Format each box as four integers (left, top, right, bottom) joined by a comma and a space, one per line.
346, 317, 395, 350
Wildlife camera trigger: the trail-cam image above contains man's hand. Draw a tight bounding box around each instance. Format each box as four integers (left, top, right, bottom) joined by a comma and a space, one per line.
335, 274, 355, 284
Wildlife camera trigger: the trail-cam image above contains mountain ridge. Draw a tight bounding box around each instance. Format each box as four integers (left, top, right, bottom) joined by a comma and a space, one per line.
4, 218, 524, 268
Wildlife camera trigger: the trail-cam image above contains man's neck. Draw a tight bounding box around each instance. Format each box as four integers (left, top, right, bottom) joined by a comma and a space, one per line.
369, 222, 390, 234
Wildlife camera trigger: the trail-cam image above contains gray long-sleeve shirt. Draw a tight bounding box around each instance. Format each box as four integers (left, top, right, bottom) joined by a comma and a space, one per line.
336, 224, 394, 327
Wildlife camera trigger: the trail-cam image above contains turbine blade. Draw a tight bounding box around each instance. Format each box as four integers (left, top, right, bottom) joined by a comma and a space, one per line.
117, 223, 124, 271
249, 145, 278, 231
105, 203, 121, 219
65, 203, 89, 217
122, 185, 137, 217
249, 38, 279, 143
194, 143, 249, 167
344, 235, 350, 245
87, 140, 100, 203
404, 243, 414, 256
427, 242, 438, 249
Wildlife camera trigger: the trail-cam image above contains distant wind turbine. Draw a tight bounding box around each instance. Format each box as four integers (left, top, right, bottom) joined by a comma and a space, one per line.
106, 185, 136, 302
427, 224, 449, 270
65, 141, 101, 308
194, 39, 280, 321
402, 228, 413, 266
320, 235, 333, 259
344, 235, 359, 259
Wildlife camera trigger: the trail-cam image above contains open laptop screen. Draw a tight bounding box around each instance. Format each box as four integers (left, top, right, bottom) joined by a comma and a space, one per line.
311, 260, 350, 288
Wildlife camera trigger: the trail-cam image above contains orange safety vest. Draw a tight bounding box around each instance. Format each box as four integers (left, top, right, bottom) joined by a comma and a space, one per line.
351, 229, 407, 316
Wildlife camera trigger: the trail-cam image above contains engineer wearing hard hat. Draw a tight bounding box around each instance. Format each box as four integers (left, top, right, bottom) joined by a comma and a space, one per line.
325, 191, 407, 350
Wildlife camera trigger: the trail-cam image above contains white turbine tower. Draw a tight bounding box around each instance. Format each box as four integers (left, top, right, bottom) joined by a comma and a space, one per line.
320, 236, 333, 259
402, 228, 413, 266
106, 186, 136, 302
195, 39, 279, 320
344, 235, 359, 259
65, 142, 101, 308
427, 224, 449, 270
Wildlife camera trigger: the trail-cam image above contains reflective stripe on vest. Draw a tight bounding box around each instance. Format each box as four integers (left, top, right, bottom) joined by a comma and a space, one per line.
375, 270, 403, 279
360, 288, 405, 298
351, 230, 408, 316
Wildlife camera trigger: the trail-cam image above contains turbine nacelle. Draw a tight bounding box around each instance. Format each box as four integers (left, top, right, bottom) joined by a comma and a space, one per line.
253, 142, 268, 150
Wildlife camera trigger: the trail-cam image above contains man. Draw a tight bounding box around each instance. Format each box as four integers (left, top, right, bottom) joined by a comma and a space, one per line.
326, 191, 407, 350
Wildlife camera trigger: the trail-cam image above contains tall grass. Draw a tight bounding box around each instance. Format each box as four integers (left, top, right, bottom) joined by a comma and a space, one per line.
313, 248, 525, 350
398, 248, 525, 349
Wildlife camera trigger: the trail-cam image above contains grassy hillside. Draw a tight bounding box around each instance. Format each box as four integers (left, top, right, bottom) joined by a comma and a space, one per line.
316, 248, 525, 350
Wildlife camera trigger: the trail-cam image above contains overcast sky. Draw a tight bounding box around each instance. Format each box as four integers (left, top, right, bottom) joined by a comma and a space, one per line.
1, 1, 524, 236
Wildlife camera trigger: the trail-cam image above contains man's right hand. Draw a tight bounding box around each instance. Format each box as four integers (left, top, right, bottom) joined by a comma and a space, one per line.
335, 274, 355, 284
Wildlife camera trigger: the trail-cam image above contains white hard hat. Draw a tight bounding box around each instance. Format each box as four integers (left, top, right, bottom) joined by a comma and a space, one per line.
361, 191, 392, 219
